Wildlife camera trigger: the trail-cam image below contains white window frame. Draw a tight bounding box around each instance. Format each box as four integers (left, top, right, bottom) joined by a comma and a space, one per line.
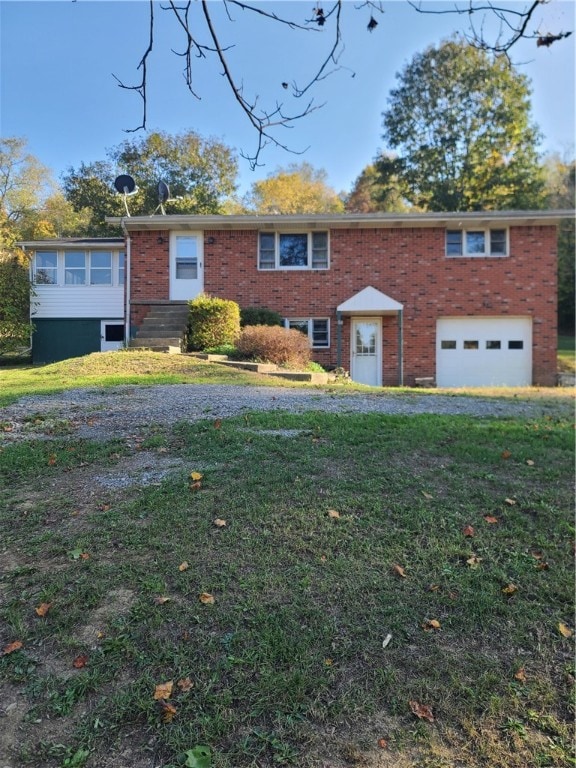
33, 251, 58, 284
32, 250, 126, 286
446, 228, 509, 257
89, 251, 113, 285
258, 231, 329, 270
284, 318, 330, 348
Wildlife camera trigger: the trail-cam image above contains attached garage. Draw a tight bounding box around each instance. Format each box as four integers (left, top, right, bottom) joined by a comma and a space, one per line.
436, 317, 532, 387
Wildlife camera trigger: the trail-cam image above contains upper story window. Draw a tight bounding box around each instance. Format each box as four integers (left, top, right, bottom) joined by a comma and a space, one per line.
34, 252, 58, 284
446, 228, 508, 257
284, 318, 330, 348
259, 231, 329, 270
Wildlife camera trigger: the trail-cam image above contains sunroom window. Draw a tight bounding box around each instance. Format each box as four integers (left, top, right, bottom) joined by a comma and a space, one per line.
259, 232, 329, 270
65, 252, 86, 285
446, 228, 508, 257
90, 252, 112, 285
34, 252, 57, 284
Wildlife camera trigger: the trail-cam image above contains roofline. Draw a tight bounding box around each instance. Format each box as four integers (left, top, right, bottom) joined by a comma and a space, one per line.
107, 210, 574, 232
17, 238, 124, 249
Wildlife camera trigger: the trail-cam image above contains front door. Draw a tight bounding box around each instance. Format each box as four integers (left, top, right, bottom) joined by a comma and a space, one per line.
100, 320, 124, 352
351, 317, 382, 386
170, 233, 204, 300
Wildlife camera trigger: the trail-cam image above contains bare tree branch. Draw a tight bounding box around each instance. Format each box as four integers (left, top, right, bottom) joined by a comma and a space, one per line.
112, 0, 154, 132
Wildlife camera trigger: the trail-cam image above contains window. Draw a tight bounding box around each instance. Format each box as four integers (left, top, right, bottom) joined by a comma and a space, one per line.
118, 252, 125, 285
508, 340, 524, 350
175, 236, 198, 279
90, 252, 112, 285
486, 340, 501, 349
284, 318, 330, 348
65, 252, 86, 285
104, 324, 124, 342
259, 231, 329, 270
446, 228, 508, 257
34, 252, 57, 284
463, 340, 479, 349
441, 340, 457, 350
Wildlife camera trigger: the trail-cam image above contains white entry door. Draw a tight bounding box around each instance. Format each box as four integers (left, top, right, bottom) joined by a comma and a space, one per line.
351, 318, 382, 386
100, 320, 124, 352
170, 233, 204, 300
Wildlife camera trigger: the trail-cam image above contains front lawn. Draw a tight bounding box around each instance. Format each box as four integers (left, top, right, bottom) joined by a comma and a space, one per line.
0, 401, 573, 767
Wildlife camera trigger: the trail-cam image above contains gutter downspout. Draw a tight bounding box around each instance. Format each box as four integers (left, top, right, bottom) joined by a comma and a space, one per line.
121, 219, 131, 348
336, 310, 343, 369
398, 309, 403, 386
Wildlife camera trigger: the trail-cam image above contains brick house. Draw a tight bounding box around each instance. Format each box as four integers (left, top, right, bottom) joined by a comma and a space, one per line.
22, 210, 568, 387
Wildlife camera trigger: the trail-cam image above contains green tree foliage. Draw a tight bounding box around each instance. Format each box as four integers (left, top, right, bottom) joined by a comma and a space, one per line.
544, 156, 575, 332
187, 294, 240, 351
62, 131, 239, 235
243, 163, 344, 214
345, 159, 411, 213
0, 249, 32, 354
381, 38, 545, 212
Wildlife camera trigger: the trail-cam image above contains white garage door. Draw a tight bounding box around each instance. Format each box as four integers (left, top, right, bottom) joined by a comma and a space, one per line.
436, 317, 532, 387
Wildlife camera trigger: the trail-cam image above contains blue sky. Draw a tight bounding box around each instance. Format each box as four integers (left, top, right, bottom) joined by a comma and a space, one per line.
1, 0, 574, 197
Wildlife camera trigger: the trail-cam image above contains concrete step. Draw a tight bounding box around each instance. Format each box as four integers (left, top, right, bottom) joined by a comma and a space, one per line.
137, 326, 187, 336
128, 344, 182, 354
130, 337, 182, 348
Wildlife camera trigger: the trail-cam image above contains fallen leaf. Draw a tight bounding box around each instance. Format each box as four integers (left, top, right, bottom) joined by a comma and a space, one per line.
502, 584, 518, 595
73, 654, 88, 669
484, 515, 499, 524
327, 509, 340, 518
190, 471, 203, 481
531, 550, 544, 560
2, 640, 23, 655
526, 459, 535, 466
154, 680, 174, 700
177, 677, 194, 692
213, 518, 227, 527
158, 699, 177, 723
501, 449, 512, 459
199, 592, 215, 605
466, 555, 483, 568
504, 498, 517, 506
189, 481, 202, 491
48, 454, 57, 466
427, 584, 440, 592
514, 667, 527, 682
80, 552, 90, 560
35, 602, 52, 617
214, 419, 222, 429
99, 503, 111, 512
178, 562, 189, 572
535, 561, 550, 571
377, 738, 388, 749
154, 596, 171, 605
422, 618, 441, 631
558, 622, 573, 638
409, 700, 435, 722
421, 491, 434, 500
462, 525, 475, 537
392, 564, 407, 578
324, 658, 333, 666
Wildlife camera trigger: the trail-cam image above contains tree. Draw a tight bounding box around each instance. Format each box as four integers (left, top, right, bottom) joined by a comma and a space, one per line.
62, 131, 239, 235
380, 38, 546, 212
119, 1, 571, 168
0, 137, 55, 239
243, 163, 344, 214
345, 158, 411, 213
0, 248, 32, 355
543, 155, 575, 332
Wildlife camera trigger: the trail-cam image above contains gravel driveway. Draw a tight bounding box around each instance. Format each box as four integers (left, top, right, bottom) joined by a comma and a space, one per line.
1, 384, 571, 442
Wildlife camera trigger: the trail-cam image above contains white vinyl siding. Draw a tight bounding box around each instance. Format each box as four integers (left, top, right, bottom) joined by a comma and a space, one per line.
32, 285, 124, 319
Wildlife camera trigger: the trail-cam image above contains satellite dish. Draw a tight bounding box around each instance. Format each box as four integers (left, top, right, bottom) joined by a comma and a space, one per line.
158, 181, 170, 204
113, 174, 138, 216
154, 180, 173, 215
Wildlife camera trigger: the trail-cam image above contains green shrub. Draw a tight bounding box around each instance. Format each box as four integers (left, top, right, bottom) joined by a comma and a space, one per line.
236, 325, 311, 368
187, 294, 240, 351
240, 307, 283, 328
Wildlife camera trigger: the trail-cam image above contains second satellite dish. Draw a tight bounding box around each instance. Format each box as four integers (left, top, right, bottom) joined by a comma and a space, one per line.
155, 181, 172, 215
113, 174, 138, 216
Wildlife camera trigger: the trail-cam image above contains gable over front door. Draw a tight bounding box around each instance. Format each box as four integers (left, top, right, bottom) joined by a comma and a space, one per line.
170, 232, 204, 300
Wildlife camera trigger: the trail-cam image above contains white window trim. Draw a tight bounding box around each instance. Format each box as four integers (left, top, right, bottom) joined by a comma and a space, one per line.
284, 317, 330, 349
446, 228, 509, 258
258, 231, 330, 271
32, 250, 126, 287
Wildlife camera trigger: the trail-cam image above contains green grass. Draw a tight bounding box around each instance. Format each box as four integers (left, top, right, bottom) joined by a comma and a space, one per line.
558, 335, 575, 373
0, 399, 573, 767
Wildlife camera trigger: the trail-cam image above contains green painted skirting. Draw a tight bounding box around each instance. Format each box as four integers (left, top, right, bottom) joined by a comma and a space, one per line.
32, 318, 101, 364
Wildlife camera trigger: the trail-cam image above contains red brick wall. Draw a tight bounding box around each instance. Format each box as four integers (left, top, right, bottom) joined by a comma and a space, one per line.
129, 225, 558, 386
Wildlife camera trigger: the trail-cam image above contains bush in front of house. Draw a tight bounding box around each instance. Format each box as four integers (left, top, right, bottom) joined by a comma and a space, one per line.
236, 325, 311, 368
187, 294, 240, 351
240, 306, 283, 328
